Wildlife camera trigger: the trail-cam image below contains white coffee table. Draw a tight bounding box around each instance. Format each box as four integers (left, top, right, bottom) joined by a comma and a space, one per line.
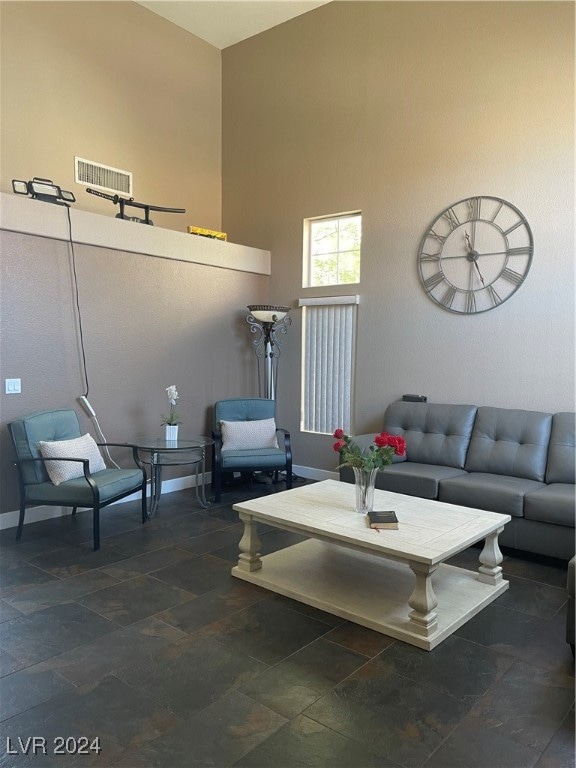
232, 480, 511, 650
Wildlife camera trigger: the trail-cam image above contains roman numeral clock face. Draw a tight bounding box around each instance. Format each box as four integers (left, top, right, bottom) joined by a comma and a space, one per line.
418, 197, 533, 314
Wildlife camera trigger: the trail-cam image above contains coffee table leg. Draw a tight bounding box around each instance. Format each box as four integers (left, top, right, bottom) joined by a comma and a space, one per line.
237, 512, 262, 572
408, 562, 439, 637
477, 526, 505, 585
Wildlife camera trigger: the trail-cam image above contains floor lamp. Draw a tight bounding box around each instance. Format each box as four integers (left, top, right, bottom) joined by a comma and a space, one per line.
246, 305, 291, 400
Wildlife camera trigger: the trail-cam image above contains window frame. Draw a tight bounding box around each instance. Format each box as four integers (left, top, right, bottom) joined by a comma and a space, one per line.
303, 211, 362, 288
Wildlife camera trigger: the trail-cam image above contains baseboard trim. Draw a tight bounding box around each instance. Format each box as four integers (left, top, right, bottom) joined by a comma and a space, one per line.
0, 466, 338, 531
293, 465, 338, 482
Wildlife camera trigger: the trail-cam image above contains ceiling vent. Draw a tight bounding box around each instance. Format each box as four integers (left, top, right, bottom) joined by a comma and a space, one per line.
74, 157, 133, 196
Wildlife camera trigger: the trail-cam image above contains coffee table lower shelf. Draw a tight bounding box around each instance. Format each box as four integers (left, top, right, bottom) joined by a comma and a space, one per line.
231, 539, 508, 651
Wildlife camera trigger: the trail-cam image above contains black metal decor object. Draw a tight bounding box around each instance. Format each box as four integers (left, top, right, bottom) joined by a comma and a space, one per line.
86, 188, 185, 225
246, 305, 291, 400
12, 177, 76, 205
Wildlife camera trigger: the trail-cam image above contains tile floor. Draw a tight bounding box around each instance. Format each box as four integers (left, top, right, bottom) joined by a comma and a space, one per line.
0, 479, 574, 768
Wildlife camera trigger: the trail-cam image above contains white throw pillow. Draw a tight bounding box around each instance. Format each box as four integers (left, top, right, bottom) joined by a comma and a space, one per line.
220, 418, 279, 451
38, 433, 107, 486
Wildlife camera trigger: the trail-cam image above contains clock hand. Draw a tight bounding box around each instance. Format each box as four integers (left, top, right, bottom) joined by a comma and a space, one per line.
473, 260, 485, 286
465, 230, 485, 286
471, 250, 507, 258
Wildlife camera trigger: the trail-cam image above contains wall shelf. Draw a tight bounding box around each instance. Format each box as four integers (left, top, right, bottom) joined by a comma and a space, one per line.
0, 193, 270, 275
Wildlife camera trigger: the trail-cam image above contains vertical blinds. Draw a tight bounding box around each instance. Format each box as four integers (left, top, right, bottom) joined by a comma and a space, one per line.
301, 300, 357, 434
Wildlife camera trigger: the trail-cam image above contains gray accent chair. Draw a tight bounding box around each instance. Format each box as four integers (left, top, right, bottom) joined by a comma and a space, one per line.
211, 398, 292, 503
9, 409, 147, 550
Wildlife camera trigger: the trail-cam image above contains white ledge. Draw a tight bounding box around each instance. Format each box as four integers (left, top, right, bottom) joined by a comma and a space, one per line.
0, 193, 270, 275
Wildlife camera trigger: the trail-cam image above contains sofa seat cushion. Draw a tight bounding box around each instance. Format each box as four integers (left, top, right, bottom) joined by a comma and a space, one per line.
352, 463, 468, 500
439, 473, 546, 517
25, 468, 144, 505
524, 484, 575, 527
220, 447, 287, 471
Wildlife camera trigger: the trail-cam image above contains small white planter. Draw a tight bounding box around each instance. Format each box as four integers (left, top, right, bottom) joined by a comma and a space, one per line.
165, 425, 179, 442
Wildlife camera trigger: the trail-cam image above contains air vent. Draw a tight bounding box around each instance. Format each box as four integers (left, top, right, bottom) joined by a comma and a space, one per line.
74, 157, 132, 196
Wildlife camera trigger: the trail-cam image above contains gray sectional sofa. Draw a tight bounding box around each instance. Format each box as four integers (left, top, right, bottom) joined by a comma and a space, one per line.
340, 401, 575, 560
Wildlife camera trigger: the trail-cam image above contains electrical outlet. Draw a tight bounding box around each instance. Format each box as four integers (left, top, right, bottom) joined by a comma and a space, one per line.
5, 378, 21, 394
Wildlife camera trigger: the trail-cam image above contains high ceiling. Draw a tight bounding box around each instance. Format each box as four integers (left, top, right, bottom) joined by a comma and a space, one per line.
136, 1, 331, 49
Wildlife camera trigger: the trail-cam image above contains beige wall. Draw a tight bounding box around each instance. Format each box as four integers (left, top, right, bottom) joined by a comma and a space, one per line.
1, 0, 574, 514
0, 229, 268, 513
222, 1, 575, 472
0, 1, 222, 232
0, 2, 260, 516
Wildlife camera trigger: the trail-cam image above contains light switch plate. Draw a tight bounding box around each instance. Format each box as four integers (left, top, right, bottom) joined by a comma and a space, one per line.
5, 378, 21, 394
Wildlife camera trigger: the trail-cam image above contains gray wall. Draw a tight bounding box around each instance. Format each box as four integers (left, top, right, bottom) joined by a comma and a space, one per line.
222, 1, 575, 472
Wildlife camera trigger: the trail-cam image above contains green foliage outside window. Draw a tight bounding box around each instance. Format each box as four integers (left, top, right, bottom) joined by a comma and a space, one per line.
310, 214, 361, 286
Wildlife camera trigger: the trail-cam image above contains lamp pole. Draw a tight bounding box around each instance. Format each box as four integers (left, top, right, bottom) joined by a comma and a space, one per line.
246, 305, 291, 400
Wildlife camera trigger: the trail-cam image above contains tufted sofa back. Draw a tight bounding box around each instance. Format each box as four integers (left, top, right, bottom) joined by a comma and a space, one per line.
382, 402, 477, 469
546, 412, 575, 484
464, 406, 552, 481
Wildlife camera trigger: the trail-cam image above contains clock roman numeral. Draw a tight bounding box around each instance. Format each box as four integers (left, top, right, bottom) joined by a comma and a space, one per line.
501, 267, 524, 286
424, 272, 445, 291
441, 207, 460, 231
503, 220, 524, 236
507, 246, 533, 257
429, 229, 447, 245
467, 197, 481, 221
490, 201, 504, 222
420, 252, 441, 262
440, 284, 457, 308
487, 285, 502, 306
465, 291, 476, 313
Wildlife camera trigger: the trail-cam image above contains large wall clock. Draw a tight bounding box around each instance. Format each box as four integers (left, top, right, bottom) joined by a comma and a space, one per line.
418, 196, 533, 314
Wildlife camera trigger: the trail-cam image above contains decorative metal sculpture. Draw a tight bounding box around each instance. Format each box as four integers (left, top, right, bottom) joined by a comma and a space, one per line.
246, 305, 291, 400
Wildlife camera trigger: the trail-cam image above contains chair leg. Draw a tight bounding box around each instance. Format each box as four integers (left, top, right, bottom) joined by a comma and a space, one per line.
141, 480, 148, 524
213, 463, 222, 503
93, 504, 101, 551
71, 507, 77, 516
16, 501, 26, 541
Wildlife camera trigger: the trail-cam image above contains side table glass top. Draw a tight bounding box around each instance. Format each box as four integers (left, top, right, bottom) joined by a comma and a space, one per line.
130, 436, 214, 451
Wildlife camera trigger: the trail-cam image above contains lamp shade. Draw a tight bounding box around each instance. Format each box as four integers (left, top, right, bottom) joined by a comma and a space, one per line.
247, 305, 290, 323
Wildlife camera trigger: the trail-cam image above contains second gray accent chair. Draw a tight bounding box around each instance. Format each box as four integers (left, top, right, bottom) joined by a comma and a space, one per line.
211, 398, 292, 503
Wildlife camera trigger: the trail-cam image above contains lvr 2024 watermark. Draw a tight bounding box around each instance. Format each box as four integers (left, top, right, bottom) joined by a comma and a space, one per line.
6, 736, 101, 755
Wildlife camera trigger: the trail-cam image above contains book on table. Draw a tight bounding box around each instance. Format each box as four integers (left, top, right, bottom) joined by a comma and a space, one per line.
366, 510, 399, 529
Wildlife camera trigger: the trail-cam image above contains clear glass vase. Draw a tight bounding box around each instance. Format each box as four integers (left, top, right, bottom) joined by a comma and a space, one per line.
352, 467, 379, 513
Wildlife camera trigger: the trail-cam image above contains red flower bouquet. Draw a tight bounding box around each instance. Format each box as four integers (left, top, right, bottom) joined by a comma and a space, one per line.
333, 428, 406, 471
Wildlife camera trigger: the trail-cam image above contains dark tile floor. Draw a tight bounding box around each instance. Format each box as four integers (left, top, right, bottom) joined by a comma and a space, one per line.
0, 480, 574, 768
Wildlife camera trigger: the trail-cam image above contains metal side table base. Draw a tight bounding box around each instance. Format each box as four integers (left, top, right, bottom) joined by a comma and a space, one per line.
127, 437, 214, 519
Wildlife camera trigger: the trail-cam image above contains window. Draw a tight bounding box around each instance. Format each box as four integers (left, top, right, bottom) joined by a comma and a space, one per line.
299, 295, 358, 435
304, 212, 361, 287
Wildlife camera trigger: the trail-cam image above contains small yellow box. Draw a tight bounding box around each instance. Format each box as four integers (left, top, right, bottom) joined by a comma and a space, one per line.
188, 226, 227, 241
